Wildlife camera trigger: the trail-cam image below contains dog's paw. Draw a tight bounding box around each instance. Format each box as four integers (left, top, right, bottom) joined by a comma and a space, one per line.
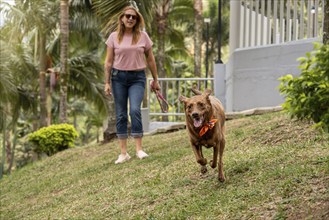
209, 160, 217, 169
197, 158, 207, 166
200, 165, 208, 174
218, 174, 225, 182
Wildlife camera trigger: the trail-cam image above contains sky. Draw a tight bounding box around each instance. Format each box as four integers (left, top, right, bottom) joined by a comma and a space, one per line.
0, 0, 15, 26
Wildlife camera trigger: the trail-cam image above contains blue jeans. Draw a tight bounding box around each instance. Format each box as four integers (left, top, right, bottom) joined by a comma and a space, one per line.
111, 68, 146, 139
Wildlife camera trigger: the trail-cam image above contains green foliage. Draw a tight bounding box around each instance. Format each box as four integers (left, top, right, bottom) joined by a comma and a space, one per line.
28, 124, 78, 156
279, 43, 329, 132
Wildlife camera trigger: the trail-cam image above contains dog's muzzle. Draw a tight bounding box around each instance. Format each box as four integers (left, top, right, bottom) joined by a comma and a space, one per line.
192, 113, 203, 128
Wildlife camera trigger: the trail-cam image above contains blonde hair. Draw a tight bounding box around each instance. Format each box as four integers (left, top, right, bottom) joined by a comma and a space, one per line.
117, 6, 145, 45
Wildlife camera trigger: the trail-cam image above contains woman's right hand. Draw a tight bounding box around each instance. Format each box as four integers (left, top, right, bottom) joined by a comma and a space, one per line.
104, 83, 112, 96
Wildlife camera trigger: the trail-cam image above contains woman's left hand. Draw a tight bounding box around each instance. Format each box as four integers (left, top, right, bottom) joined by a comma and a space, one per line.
151, 80, 161, 91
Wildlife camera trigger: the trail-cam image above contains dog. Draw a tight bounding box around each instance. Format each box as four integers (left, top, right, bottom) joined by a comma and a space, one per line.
179, 88, 226, 182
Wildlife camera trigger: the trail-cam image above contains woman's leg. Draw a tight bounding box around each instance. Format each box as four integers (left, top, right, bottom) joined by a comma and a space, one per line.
128, 72, 148, 158
128, 72, 145, 138
112, 70, 130, 163
135, 137, 142, 152
115, 138, 131, 164
119, 138, 128, 155
112, 70, 129, 139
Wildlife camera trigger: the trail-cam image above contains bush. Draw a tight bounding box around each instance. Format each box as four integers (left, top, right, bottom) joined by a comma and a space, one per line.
279, 43, 329, 132
28, 124, 79, 156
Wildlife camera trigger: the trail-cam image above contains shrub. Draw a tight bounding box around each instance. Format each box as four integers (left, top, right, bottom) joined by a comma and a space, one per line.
279, 43, 329, 132
28, 124, 79, 156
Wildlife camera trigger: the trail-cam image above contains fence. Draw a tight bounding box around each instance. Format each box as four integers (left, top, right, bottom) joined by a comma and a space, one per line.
147, 78, 214, 122
230, 0, 325, 51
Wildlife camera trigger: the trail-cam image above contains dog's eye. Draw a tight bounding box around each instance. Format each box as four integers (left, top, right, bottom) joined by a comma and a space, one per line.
187, 104, 192, 109
198, 103, 205, 108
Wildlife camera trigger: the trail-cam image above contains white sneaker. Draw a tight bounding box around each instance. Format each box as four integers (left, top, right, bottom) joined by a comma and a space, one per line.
115, 153, 131, 164
136, 150, 149, 159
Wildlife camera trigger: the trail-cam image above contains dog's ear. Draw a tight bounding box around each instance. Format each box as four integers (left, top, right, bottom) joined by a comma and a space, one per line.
203, 89, 212, 103
179, 95, 187, 103
191, 88, 202, 95
204, 89, 212, 96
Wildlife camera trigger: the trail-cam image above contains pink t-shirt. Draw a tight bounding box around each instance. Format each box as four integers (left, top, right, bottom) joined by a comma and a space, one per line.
105, 31, 153, 71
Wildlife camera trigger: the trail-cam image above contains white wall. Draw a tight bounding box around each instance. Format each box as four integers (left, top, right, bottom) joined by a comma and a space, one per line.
225, 38, 318, 112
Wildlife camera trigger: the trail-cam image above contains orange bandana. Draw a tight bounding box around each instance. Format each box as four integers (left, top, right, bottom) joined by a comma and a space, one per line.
199, 118, 218, 137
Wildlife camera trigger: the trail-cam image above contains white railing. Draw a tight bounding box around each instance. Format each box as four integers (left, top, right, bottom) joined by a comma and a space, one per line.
230, 0, 325, 50
147, 78, 214, 122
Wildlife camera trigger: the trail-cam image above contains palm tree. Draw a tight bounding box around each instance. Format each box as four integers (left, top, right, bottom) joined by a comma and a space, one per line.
59, 0, 69, 123
0, 35, 38, 176
58, 0, 107, 124
154, 0, 172, 79
193, 0, 202, 77
165, 0, 194, 78
92, 0, 158, 36
0, 0, 108, 171
1, 0, 60, 128
47, 0, 107, 125
0, 39, 18, 178
324, 0, 329, 44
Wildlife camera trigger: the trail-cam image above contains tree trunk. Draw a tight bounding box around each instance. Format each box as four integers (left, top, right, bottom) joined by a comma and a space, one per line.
156, 0, 170, 79
7, 124, 17, 175
5, 131, 11, 166
156, 0, 171, 122
96, 128, 99, 143
324, 0, 329, 44
0, 114, 6, 179
103, 98, 117, 143
39, 33, 48, 128
59, 0, 69, 123
194, 0, 203, 77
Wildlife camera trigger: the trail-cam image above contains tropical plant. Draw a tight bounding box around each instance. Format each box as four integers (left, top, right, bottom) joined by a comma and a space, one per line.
279, 43, 329, 132
92, 0, 159, 36
28, 123, 78, 156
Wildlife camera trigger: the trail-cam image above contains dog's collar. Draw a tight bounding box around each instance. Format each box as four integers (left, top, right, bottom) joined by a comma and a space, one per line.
199, 118, 218, 137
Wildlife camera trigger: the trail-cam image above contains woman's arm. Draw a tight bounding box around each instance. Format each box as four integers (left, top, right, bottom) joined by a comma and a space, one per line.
145, 48, 160, 91
104, 46, 114, 96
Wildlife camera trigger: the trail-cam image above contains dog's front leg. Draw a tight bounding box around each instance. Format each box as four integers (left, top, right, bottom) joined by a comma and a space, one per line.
218, 139, 225, 182
191, 143, 207, 174
210, 144, 219, 169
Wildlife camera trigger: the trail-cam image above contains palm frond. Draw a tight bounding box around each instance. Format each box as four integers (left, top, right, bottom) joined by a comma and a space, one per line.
66, 53, 108, 117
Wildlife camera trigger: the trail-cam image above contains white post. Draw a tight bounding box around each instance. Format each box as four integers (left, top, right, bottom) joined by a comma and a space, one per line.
214, 63, 226, 110
227, 0, 241, 112
229, 0, 241, 55
141, 108, 149, 132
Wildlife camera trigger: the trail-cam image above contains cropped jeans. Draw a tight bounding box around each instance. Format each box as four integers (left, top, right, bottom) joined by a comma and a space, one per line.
111, 68, 146, 139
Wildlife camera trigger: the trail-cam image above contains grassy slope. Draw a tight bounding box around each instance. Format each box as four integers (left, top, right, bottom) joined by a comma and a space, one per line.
0, 112, 328, 220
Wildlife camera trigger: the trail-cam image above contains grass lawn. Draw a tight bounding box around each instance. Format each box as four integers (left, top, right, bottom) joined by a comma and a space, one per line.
0, 112, 328, 219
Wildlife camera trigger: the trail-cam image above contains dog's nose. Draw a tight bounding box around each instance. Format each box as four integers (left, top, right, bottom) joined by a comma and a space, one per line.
192, 112, 199, 118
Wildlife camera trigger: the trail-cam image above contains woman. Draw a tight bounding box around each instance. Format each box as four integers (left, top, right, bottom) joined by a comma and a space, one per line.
104, 6, 160, 164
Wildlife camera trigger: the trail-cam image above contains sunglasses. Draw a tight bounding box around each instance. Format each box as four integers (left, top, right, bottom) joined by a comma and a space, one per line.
124, 14, 137, 20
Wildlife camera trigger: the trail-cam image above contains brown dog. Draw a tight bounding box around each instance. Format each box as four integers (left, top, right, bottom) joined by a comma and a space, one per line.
179, 88, 226, 182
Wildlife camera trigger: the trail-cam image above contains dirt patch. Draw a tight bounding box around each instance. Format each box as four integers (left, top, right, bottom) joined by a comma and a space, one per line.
287, 199, 329, 220
236, 113, 328, 146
